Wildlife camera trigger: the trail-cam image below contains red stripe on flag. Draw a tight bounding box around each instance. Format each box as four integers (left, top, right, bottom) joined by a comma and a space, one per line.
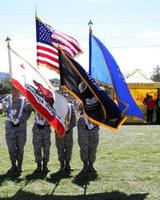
51, 38, 76, 57
37, 60, 59, 71
37, 45, 58, 56
52, 32, 81, 54
37, 52, 59, 63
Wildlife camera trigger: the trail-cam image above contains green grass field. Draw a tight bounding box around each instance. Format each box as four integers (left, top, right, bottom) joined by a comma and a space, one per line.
0, 114, 160, 200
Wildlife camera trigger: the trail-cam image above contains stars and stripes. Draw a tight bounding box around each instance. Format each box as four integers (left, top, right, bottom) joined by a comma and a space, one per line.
36, 17, 82, 71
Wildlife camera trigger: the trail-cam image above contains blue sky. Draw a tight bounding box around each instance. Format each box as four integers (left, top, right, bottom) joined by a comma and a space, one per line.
0, 0, 160, 78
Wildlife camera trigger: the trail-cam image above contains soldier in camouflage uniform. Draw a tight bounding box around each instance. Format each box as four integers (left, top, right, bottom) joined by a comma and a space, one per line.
5, 87, 32, 173
32, 112, 51, 173
55, 103, 76, 172
77, 107, 99, 173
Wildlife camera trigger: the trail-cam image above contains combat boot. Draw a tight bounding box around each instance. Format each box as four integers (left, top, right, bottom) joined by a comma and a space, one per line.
88, 161, 96, 173
59, 160, 65, 172
34, 162, 42, 173
7, 161, 17, 173
43, 161, 49, 173
82, 161, 89, 173
17, 160, 23, 173
65, 161, 71, 172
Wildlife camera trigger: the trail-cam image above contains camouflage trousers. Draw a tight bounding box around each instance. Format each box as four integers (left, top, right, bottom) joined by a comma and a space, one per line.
32, 124, 51, 163
5, 120, 27, 162
55, 129, 73, 162
77, 118, 99, 163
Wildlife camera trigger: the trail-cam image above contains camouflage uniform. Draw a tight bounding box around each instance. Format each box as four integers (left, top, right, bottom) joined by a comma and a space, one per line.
55, 104, 76, 172
77, 116, 99, 172
5, 95, 32, 173
32, 112, 51, 172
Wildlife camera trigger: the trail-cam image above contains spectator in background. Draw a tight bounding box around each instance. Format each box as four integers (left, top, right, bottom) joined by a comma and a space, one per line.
2, 95, 10, 116
143, 93, 150, 105
0, 97, 3, 114
144, 95, 155, 124
155, 94, 160, 124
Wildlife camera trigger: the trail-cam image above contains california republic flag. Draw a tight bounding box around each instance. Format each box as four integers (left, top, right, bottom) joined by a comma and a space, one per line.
9, 47, 68, 136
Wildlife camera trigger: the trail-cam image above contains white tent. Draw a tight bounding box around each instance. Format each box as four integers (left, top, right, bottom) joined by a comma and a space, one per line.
125, 69, 153, 83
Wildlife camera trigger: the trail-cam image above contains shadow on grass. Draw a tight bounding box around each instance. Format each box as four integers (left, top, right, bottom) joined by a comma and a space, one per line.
0, 190, 149, 200
0, 170, 49, 188
21, 170, 49, 188
25, 171, 48, 181
0, 172, 22, 186
46, 170, 73, 194
72, 170, 98, 195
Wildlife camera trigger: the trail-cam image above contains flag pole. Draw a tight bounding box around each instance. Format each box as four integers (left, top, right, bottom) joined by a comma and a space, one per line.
5, 37, 17, 112
88, 20, 93, 74
35, 4, 37, 18
35, 5, 39, 70
88, 19, 93, 33
5, 36, 12, 81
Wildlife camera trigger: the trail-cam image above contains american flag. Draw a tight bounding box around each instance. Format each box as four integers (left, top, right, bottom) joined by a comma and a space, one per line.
36, 17, 82, 71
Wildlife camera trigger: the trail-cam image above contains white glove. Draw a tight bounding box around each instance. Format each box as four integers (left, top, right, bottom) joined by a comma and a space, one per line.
37, 120, 45, 126
10, 109, 17, 116
65, 124, 69, 132
13, 119, 20, 125
9, 113, 14, 121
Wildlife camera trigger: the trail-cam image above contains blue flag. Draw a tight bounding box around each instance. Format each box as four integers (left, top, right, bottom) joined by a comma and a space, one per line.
89, 31, 144, 119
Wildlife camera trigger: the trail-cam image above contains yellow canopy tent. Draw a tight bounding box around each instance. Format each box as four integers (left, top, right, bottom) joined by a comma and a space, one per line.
125, 69, 160, 122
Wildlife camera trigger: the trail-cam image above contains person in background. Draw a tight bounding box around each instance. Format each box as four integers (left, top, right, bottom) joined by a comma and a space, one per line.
144, 95, 155, 124
55, 103, 76, 173
2, 95, 10, 116
5, 87, 32, 173
143, 93, 150, 105
32, 112, 51, 173
155, 94, 160, 124
77, 106, 99, 173
0, 97, 3, 114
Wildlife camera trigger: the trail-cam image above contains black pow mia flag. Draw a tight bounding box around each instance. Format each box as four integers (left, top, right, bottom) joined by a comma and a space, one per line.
58, 50, 126, 129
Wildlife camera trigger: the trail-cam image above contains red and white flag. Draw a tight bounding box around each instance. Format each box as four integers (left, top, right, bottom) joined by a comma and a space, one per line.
36, 17, 83, 71
10, 48, 68, 136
